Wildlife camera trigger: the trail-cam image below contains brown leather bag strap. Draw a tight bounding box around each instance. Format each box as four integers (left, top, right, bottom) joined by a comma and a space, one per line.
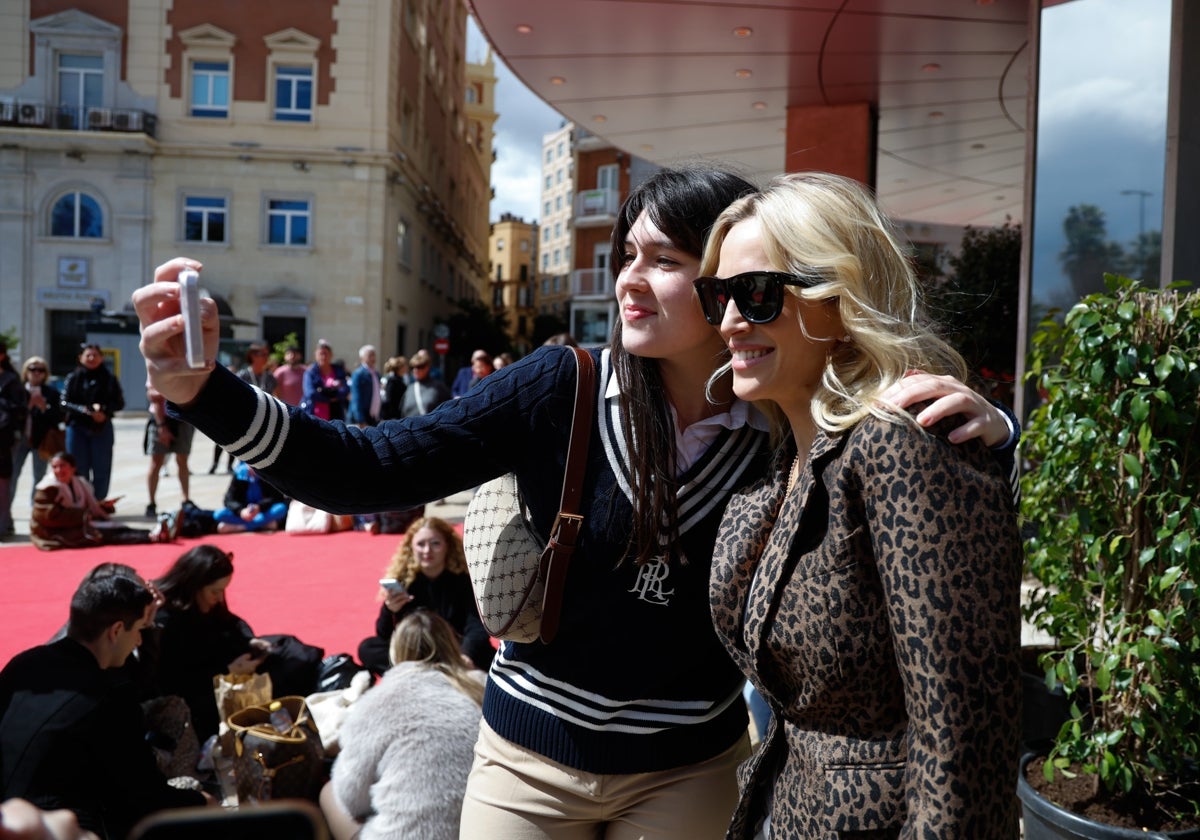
538, 346, 596, 643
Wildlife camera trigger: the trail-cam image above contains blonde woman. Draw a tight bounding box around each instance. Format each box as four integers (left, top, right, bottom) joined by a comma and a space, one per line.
323, 611, 485, 840
699, 173, 1022, 838
357, 517, 493, 675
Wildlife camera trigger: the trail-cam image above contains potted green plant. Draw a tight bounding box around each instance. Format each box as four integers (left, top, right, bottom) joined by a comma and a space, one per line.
1019, 274, 1200, 837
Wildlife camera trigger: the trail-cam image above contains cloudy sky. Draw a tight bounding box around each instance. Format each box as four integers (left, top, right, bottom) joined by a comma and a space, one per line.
1030, 0, 1170, 306
466, 18, 564, 225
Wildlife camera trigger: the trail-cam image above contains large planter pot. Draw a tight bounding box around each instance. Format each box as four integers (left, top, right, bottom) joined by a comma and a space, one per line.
1018, 754, 1200, 840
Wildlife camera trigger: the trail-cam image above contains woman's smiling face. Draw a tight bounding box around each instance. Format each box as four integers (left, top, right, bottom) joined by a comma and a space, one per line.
615, 210, 724, 364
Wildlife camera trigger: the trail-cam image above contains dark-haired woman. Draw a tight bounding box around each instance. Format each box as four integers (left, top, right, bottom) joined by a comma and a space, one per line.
135, 166, 1014, 838
151, 545, 271, 740
61, 343, 124, 500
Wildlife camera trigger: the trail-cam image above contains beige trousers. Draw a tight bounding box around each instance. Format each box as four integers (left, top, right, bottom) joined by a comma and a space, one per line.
459, 719, 750, 840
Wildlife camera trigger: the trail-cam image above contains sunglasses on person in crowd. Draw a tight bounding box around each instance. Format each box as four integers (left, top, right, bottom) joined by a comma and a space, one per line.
411, 362, 429, 370
27, 367, 47, 373
693, 270, 826, 326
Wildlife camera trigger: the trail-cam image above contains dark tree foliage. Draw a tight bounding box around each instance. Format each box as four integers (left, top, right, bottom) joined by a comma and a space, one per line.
923, 220, 1021, 401
444, 298, 514, 370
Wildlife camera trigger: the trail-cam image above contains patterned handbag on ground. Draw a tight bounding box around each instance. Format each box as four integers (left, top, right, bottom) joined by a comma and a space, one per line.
227, 696, 326, 803
463, 346, 595, 644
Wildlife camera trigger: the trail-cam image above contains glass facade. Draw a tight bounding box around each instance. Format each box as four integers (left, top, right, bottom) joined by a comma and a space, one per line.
1029, 0, 1171, 324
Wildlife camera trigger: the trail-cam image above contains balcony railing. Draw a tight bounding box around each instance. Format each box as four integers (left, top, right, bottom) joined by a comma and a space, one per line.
572, 268, 613, 298
574, 188, 619, 224
0, 101, 158, 137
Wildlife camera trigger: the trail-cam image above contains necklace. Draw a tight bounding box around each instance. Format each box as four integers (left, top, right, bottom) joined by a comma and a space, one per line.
785, 453, 801, 493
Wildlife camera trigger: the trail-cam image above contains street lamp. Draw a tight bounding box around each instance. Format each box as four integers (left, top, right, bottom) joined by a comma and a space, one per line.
1121, 188, 1153, 273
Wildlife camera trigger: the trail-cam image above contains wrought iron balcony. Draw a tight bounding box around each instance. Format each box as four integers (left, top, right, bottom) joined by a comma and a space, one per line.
0, 101, 158, 137
572, 267, 612, 299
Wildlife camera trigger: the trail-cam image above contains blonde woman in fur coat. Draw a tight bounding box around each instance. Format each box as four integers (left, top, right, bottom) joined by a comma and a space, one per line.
321, 610, 484, 840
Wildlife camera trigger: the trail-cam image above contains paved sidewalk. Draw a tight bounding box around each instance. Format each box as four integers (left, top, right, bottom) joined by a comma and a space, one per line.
3, 414, 473, 546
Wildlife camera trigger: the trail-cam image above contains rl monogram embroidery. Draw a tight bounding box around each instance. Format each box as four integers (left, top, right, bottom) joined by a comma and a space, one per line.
629, 557, 675, 605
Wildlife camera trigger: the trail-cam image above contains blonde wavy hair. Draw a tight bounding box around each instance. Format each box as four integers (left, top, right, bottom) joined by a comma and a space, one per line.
388, 610, 484, 706
381, 517, 467, 587
700, 171, 967, 445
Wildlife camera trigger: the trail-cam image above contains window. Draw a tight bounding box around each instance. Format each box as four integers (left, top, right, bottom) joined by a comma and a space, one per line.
554, 223, 561, 238
397, 218, 412, 267
57, 53, 103, 129
544, 175, 552, 190
555, 195, 562, 211
266, 197, 310, 245
274, 65, 313, 122
542, 253, 549, 271
598, 163, 619, 191
554, 248, 561, 265
183, 195, 227, 242
556, 169, 563, 184
557, 141, 564, 157
519, 239, 530, 252
191, 61, 229, 117
545, 149, 553, 163
465, 85, 478, 104
543, 227, 549, 242
50, 191, 103, 238
496, 238, 505, 250
544, 201, 551, 216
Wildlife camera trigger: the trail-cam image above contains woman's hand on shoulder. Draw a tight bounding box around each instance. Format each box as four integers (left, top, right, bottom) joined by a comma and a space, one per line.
878, 371, 1010, 447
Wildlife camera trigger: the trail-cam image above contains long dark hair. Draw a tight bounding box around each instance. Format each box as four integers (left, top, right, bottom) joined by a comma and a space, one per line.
608, 166, 757, 566
154, 544, 235, 611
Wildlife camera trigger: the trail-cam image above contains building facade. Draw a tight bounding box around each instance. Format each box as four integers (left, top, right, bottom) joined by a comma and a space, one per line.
487, 212, 537, 354
0, 0, 494, 407
537, 123, 656, 347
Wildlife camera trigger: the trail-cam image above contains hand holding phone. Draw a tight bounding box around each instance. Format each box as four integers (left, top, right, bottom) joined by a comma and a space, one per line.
379, 578, 406, 595
178, 268, 206, 370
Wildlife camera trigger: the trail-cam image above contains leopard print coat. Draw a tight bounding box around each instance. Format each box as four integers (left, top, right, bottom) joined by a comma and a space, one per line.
710, 411, 1022, 839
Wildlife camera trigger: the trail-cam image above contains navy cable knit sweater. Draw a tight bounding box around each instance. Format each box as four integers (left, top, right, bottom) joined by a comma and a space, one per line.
172, 345, 771, 773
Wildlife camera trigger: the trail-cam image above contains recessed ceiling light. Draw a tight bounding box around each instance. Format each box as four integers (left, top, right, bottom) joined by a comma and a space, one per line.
550, 76, 566, 85
734, 68, 753, 79
733, 26, 753, 38
515, 24, 533, 34
971, 142, 986, 149
592, 114, 607, 123
995, 195, 1006, 201
752, 101, 767, 110
928, 110, 945, 119
895, 178, 909, 184
640, 144, 654, 152
921, 63, 941, 72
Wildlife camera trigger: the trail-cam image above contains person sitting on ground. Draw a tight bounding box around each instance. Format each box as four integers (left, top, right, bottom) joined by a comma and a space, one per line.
357, 517, 493, 676
0, 566, 212, 839
321, 611, 484, 840
31, 453, 163, 550
212, 461, 288, 534
150, 545, 274, 741
144, 385, 192, 519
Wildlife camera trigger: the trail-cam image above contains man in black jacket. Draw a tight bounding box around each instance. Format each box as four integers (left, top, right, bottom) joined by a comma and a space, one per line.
0, 569, 211, 838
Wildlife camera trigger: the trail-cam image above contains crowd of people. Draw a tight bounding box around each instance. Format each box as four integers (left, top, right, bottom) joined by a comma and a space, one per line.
1, 163, 1028, 839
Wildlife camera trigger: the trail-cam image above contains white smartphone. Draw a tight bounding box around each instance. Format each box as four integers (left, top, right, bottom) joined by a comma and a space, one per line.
380, 578, 406, 595
178, 268, 206, 369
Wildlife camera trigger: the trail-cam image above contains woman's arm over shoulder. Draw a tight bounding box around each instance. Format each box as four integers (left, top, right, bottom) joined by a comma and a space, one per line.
853, 415, 1023, 835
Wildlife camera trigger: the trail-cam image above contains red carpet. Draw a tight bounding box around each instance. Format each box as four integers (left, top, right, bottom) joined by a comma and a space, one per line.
0, 530, 414, 669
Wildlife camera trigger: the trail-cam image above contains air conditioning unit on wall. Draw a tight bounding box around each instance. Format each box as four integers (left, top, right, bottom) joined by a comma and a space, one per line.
17, 102, 45, 126
112, 110, 142, 131
86, 107, 112, 129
